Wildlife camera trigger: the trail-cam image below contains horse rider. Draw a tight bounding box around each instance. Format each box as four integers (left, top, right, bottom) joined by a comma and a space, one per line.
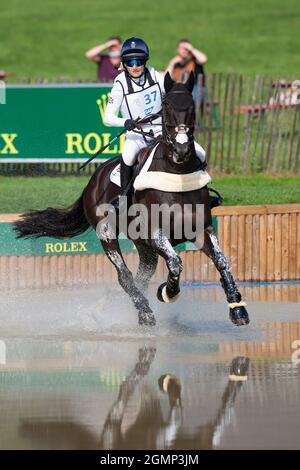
104, 37, 207, 202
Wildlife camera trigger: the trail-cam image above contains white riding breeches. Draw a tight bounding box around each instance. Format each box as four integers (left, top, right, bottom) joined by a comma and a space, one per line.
122, 129, 206, 166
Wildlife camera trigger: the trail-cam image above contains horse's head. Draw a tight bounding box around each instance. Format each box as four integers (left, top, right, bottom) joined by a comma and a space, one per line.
163, 72, 196, 165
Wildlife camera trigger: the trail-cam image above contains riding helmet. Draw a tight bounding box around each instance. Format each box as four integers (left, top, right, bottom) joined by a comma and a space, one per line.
121, 37, 149, 62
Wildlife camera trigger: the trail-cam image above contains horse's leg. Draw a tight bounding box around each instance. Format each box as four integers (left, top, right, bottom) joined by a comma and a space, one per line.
100, 232, 156, 326
100, 347, 156, 448
134, 240, 158, 293
151, 229, 182, 303
201, 225, 249, 326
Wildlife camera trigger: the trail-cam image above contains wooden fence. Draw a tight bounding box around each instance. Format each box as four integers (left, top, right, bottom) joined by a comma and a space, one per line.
195, 74, 300, 173
0, 204, 299, 289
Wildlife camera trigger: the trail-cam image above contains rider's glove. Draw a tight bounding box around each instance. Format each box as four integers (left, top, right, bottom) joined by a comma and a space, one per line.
124, 119, 138, 131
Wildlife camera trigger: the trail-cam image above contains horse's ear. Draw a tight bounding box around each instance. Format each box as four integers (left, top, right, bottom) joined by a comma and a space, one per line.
164, 72, 175, 94
185, 72, 195, 93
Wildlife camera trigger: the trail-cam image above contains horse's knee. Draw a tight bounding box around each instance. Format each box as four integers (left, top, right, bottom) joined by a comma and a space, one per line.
96, 215, 118, 243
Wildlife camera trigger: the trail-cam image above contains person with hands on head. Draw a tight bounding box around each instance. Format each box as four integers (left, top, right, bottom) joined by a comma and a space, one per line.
85, 36, 122, 82
166, 39, 208, 105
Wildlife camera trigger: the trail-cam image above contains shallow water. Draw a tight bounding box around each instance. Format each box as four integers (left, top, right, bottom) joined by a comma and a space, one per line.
0, 282, 300, 449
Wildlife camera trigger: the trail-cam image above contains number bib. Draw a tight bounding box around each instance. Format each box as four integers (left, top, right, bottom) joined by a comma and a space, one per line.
124, 82, 162, 120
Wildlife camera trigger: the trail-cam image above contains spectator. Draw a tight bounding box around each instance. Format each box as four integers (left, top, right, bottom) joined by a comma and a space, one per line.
0, 70, 9, 80
166, 39, 208, 106
85, 36, 122, 82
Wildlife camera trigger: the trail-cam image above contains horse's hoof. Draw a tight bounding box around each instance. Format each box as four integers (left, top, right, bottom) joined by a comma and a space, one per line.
229, 306, 250, 326
138, 310, 156, 327
157, 283, 180, 303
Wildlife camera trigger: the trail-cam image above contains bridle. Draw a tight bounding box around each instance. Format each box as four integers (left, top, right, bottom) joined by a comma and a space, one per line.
131, 88, 196, 151
162, 90, 195, 150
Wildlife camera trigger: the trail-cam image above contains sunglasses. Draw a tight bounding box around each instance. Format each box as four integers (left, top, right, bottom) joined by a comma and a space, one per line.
124, 58, 146, 67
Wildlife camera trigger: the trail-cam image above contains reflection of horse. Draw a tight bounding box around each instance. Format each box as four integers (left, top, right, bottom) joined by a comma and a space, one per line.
14, 72, 249, 327
99, 353, 250, 450
19, 349, 249, 450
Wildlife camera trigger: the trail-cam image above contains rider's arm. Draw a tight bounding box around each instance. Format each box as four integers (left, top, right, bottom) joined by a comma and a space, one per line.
104, 81, 127, 128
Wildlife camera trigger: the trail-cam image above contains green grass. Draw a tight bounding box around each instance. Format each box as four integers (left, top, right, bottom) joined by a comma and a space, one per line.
212, 174, 300, 205
0, 175, 90, 213
1, 174, 299, 213
1, 0, 300, 80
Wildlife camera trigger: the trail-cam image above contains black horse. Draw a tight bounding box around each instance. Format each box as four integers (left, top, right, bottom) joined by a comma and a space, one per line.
14, 73, 249, 327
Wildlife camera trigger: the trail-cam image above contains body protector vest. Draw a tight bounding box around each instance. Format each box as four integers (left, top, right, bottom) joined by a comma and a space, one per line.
116, 68, 163, 125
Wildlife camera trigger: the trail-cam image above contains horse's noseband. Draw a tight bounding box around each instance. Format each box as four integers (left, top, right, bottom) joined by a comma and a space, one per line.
162, 92, 195, 151
174, 124, 190, 145
164, 119, 195, 150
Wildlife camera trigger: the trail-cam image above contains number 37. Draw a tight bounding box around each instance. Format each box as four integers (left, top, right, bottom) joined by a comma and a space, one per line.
144, 90, 157, 105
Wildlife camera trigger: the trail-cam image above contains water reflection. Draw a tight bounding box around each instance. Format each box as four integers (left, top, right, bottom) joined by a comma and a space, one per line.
0, 317, 300, 449
16, 348, 251, 450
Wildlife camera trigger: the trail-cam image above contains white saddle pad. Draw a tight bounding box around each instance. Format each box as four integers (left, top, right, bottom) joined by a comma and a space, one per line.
110, 143, 211, 192
133, 143, 211, 192
134, 169, 211, 192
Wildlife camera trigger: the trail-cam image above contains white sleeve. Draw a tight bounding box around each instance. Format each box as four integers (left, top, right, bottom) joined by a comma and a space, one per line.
154, 70, 166, 98
104, 81, 127, 128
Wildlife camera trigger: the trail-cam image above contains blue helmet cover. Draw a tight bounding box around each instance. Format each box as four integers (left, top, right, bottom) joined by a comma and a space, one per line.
121, 37, 149, 61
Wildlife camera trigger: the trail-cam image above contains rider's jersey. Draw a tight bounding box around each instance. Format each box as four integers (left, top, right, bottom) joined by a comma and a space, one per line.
104, 66, 165, 129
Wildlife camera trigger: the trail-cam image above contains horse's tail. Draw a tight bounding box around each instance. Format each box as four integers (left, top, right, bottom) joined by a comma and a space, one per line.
13, 191, 90, 239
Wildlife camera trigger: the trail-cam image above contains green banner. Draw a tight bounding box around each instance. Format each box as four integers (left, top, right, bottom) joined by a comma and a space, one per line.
0, 84, 124, 162
0, 223, 131, 256
0, 222, 211, 257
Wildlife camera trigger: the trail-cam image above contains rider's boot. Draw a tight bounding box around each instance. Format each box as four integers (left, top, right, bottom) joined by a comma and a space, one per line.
111, 160, 134, 210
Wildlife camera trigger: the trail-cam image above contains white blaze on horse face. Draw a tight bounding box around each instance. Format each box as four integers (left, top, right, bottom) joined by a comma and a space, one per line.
176, 133, 188, 144
175, 125, 189, 145
175, 125, 189, 144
